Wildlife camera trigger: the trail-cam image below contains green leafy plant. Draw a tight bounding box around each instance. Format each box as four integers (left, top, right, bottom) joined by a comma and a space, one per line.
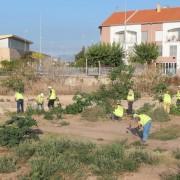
0, 156, 17, 173
150, 125, 180, 140
0, 116, 38, 147
130, 42, 159, 65
170, 105, 180, 116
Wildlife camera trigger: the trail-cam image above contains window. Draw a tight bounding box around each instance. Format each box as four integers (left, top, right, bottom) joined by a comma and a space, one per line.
170, 45, 177, 57
155, 31, 163, 42
141, 31, 148, 43
158, 45, 162, 56
119, 32, 125, 43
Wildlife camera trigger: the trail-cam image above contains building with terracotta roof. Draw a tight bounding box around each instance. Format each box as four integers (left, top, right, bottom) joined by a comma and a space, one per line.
99, 4, 180, 75
0, 34, 33, 61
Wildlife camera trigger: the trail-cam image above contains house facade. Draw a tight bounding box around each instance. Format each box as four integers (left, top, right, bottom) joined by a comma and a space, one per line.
0, 34, 33, 61
99, 5, 180, 75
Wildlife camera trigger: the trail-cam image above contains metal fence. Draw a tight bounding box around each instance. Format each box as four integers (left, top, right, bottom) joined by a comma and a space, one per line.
36, 66, 113, 77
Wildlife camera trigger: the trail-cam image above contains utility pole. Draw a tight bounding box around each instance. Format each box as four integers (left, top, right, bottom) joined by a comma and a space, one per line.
124, 0, 127, 64
39, 14, 42, 70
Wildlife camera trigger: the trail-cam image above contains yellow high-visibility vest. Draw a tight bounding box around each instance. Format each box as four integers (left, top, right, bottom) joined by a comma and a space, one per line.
15, 92, 24, 101
177, 91, 180, 100
163, 93, 171, 104
127, 90, 134, 102
138, 114, 151, 127
49, 88, 56, 100
113, 105, 124, 118
36, 95, 44, 104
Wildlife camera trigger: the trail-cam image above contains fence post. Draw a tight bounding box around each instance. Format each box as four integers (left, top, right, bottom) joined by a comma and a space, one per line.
98, 61, 101, 76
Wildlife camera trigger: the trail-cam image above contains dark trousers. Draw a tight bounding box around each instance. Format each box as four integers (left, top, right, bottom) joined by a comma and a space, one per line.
17, 99, 24, 113
127, 101, 133, 114
177, 99, 180, 107
48, 99, 55, 109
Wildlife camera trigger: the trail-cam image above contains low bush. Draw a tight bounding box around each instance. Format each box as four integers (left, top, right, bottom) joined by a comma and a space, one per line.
81, 106, 107, 122
0, 156, 16, 173
173, 149, 180, 160
0, 116, 38, 147
59, 121, 70, 126
151, 107, 170, 122
21, 139, 159, 179
150, 125, 180, 141
162, 172, 180, 180
137, 103, 154, 115
170, 105, 180, 116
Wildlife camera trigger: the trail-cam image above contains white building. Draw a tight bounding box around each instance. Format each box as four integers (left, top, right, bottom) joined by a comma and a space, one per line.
0, 34, 33, 61
99, 5, 180, 75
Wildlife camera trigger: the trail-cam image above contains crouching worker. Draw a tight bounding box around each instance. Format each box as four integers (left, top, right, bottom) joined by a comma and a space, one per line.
36, 93, 44, 110
112, 100, 124, 120
133, 114, 152, 143
15, 91, 24, 113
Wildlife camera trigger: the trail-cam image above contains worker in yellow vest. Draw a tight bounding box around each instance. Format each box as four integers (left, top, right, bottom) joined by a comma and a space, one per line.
176, 87, 180, 107
15, 91, 24, 113
36, 93, 44, 110
133, 114, 152, 143
48, 86, 56, 109
127, 89, 134, 114
112, 100, 124, 120
163, 91, 172, 113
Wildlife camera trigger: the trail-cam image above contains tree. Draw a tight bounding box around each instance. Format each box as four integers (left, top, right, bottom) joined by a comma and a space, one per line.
85, 43, 124, 67
74, 46, 86, 67
131, 43, 159, 65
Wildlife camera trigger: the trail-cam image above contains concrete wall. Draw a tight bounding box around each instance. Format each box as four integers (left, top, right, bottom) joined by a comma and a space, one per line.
0, 48, 10, 61
100, 27, 110, 43
0, 39, 9, 48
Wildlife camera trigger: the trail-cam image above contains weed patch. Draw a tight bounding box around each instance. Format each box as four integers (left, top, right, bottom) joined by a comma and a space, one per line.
170, 105, 180, 116
150, 125, 180, 140
0, 156, 16, 173
173, 149, 180, 160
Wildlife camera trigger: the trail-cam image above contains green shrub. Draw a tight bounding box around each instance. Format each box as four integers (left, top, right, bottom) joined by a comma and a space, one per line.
15, 141, 37, 160
59, 121, 70, 126
81, 106, 107, 122
150, 125, 180, 140
26, 106, 45, 117
173, 149, 180, 160
151, 107, 170, 122
0, 116, 38, 147
0, 156, 16, 173
137, 103, 154, 115
162, 172, 180, 180
170, 105, 180, 116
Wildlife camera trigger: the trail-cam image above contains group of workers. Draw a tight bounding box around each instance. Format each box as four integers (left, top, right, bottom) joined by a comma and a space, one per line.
15, 86, 180, 144
112, 87, 180, 143
15, 86, 57, 113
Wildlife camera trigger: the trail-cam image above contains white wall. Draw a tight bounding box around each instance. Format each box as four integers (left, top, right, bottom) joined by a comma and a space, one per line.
163, 22, 180, 70
0, 39, 9, 48
110, 24, 141, 49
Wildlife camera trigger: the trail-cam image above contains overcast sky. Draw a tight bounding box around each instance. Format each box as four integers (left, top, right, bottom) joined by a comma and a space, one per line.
0, 0, 180, 58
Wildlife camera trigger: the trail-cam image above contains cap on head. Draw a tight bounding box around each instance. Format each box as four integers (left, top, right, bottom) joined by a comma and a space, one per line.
40, 93, 44, 97
48, 86, 52, 89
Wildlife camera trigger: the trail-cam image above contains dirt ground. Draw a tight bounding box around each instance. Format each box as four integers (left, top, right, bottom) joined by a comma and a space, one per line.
0, 95, 179, 180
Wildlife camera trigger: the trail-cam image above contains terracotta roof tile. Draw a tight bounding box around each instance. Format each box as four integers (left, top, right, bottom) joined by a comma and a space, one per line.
101, 7, 180, 27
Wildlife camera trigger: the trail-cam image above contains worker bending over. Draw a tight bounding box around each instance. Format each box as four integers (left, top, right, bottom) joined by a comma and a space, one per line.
48, 86, 56, 109
127, 89, 134, 114
133, 114, 152, 143
15, 91, 24, 113
163, 91, 172, 113
112, 100, 124, 120
36, 93, 44, 110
